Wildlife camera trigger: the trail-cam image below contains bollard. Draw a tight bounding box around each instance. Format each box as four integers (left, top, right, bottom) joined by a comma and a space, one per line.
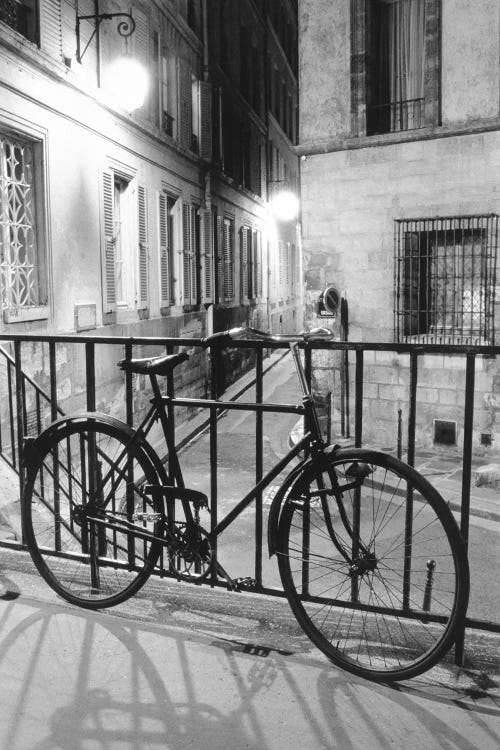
422, 559, 436, 612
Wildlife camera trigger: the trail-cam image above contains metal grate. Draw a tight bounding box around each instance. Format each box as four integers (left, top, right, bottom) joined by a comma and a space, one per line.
394, 215, 499, 344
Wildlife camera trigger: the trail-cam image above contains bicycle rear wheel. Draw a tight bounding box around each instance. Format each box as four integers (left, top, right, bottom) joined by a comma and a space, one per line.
277, 449, 469, 681
22, 417, 164, 609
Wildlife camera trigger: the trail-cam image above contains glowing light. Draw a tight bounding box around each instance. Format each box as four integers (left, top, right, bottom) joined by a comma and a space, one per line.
106, 57, 149, 112
270, 190, 299, 222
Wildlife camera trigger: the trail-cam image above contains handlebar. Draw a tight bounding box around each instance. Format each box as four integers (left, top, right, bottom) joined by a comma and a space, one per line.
201, 326, 334, 348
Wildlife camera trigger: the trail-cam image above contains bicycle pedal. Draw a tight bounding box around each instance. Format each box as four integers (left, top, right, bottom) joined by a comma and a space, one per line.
132, 512, 163, 523
233, 577, 257, 591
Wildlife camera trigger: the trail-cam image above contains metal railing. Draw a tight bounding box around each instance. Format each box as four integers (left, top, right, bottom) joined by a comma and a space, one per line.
0, 332, 498, 659
367, 97, 425, 135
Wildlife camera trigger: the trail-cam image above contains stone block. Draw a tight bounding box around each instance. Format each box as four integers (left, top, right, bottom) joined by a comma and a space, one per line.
475, 463, 500, 488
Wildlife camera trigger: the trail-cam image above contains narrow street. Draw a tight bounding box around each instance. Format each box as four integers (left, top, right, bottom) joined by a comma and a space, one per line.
178, 351, 303, 589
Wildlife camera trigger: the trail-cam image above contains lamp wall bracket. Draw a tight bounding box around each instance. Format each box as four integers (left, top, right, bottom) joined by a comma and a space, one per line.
76, 12, 136, 63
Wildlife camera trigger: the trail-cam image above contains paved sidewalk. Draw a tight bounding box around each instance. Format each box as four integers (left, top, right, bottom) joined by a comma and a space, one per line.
0, 551, 499, 750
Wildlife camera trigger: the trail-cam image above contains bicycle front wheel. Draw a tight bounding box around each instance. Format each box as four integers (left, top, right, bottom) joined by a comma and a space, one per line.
23, 416, 164, 609
277, 449, 469, 681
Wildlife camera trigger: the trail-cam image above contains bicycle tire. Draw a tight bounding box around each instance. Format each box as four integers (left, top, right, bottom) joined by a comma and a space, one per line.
22, 416, 164, 609
276, 448, 469, 681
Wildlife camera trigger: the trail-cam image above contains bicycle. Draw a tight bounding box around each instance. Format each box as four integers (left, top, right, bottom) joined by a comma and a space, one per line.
21, 328, 469, 681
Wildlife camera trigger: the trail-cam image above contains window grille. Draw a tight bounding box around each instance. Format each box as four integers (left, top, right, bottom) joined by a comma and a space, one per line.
0, 134, 42, 311
394, 215, 499, 345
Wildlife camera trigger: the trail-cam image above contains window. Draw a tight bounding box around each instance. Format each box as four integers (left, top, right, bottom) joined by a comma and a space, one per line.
158, 193, 176, 307
368, 0, 425, 134
101, 170, 148, 315
351, 0, 440, 137
240, 228, 262, 301
394, 215, 499, 344
0, 0, 37, 43
160, 54, 177, 137
0, 132, 47, 322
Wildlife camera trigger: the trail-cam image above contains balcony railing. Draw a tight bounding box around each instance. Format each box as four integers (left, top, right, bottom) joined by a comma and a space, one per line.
367, 97, 425, 136
0, 332, 498, 665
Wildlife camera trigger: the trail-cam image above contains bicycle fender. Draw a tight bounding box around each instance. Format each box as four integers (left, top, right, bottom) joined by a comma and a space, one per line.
267, 445, 342, 557
267, 459, 309, 557
22, 413, 169, 486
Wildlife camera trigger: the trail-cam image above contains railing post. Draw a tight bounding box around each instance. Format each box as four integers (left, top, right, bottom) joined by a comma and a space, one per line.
209, 345, 218, 586
403, 351, 418, 609
454, 352, 475, 665
255, 346, 263, 588
14, 340, 24, 509
124, 342, 133, 427
354, 349, 363, 447
85, 343, 96, 412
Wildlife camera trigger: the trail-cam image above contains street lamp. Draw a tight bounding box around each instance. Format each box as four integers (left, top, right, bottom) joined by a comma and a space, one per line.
75, 7, 148, 112
106, 56, 149, 112
268, 180, 299, 222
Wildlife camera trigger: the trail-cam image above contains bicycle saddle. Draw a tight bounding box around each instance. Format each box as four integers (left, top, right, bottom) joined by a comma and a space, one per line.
117, 351, 189, 375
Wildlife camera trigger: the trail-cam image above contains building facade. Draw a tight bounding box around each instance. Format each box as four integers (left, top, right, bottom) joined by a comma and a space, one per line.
299, 0, 500, 453
0, 0, 301, 417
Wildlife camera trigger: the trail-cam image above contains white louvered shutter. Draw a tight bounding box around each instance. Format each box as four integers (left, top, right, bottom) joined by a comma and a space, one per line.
199, 80, 212, 161
201, 209, 214, 303
182, 203, 191, 303
40, 0, 62, 60
102, 170, 116, 313
240, 227, 249, 301
178, 59, 192, 150
137, 185, 148, 309
159, 193, 170, 307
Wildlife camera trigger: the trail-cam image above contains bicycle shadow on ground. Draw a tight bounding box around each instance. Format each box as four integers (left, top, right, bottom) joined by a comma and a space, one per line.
0, 593, 499, 750
0, 595, 334, 750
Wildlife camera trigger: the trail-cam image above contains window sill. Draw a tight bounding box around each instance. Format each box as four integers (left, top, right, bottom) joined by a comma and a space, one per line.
4, 306, 49, 323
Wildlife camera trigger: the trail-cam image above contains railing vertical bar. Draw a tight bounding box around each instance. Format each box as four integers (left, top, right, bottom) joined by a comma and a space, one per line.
454, 353, 475, 665
255, 346, 263, 588
403, 351, 418, 609
7, 361, 14, 468
124, 342, 133, 427
49, 342, 57, 421
354, 349, 363, 447
48, 341, 60, 550
304, 344, 312, 454
85, 343, 96, 412
14, 341, 24, 506
123, 342, 136, 569
209, 346, 219, 586
351, 348, 364, 601
407, 352, 418, 468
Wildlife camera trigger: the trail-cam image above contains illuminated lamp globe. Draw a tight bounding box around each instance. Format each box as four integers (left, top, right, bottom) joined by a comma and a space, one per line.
108, 57, 149, 112
270, 190, 299, 222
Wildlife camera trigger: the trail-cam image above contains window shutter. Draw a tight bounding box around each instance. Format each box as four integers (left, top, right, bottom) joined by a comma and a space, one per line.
137, 185, 148, 309
190, 206, 198, 303
216, 213, 223, 303
199, 80, 212, 160
240, 227, 249, 301
158, 193, 170, 307
182, 203, 191, 303
223, 218, 234, 300
201, 209, 214, 303
132, 9, 150, 116
101, 170, 116, 313
40, 0, 62, 60
255, 230, 263, 298
178, 59, 192, 150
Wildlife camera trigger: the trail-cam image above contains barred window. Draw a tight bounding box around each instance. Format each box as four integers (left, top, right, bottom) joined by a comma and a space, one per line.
0, 133, 48, 321
394, 215, 499, 345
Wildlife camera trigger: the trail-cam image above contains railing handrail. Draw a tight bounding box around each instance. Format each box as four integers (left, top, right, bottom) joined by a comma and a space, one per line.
0, 331, 498, 356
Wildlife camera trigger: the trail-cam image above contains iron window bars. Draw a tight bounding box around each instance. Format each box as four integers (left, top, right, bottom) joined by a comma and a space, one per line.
394, 214, 499, 345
